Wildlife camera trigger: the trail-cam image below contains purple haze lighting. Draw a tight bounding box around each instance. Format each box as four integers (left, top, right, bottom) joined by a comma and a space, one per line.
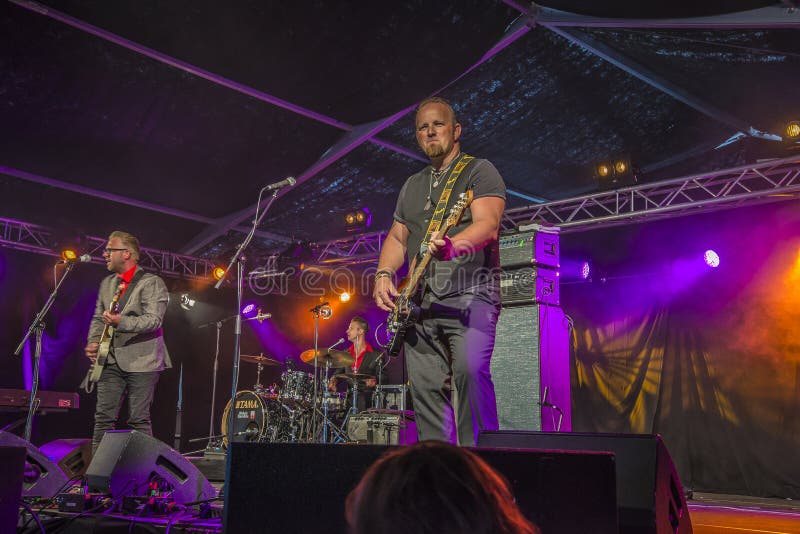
704, 250, 720, 268
581, 262, 591, 280
241, 303, 257, 316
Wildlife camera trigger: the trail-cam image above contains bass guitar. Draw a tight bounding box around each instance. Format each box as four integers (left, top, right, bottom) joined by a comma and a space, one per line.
384, 191, 473, 356
87, 281, 126, 385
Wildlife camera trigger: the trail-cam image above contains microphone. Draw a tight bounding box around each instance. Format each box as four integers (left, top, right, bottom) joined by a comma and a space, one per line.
263, 176, 297, 191
59, 254, 92, 264
309, 301, 330, 312
329, 338, 345, 350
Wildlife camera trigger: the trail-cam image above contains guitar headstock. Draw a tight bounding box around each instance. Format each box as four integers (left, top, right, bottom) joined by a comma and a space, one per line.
445, 190, 474, 227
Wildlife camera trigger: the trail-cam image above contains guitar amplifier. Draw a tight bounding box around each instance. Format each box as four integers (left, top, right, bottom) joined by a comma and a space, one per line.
500, 267, 559, 306
346, 410, 417, 445
499, 224, 560, 269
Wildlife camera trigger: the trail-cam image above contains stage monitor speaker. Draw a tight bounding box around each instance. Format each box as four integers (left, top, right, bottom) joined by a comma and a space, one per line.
39, 438, 92, 479
0, 431, 69, 498
478, 431, 693, 534
345, 410, 417, 445
0, 446, 25, 534
224, 443, 617, 534
86, 430, 216, 505
490, 304, 571, 432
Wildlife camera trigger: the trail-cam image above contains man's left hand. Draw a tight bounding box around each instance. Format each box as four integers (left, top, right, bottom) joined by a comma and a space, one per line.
101, 311, 122, 326
428, 231, 455, 261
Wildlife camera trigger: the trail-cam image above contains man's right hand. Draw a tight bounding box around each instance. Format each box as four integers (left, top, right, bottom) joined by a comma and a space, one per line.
373, 277, 398, 312
84, 342, 99, 361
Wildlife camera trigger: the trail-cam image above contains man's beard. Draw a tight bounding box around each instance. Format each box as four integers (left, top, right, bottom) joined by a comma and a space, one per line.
422, 142, 447, 159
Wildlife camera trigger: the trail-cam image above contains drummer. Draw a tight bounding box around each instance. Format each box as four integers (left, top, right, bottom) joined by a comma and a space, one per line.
328, 317, 387, 411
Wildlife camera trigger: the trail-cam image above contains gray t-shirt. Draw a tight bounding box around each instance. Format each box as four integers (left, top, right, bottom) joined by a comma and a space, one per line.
394, 156, 505, 299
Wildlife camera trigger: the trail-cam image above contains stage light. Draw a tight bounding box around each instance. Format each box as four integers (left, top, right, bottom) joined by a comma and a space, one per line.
581, 262, 591, 280
704, 250, 720, 268
179, 294, 196, 311
61, 249, 78, 261
594, 156, 634, 190
212, 267, 226, 281
786, 120, 800, 139
344, 208, 372, 233
242, 303, 257, 316
339, 292, 351, 302
595, 163, 612, 178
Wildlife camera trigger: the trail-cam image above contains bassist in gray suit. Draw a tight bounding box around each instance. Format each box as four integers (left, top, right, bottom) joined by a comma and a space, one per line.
84, 231, 171, 453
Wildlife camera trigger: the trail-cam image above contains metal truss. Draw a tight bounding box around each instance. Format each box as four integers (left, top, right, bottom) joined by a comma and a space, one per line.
307, 156, 800, 264
502, 156, 800, 232
311, 231, 386, 265
0, 217, 216, 280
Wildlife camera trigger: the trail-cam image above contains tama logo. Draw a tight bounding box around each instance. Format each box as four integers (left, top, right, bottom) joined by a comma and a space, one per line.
236, 399, 259, 409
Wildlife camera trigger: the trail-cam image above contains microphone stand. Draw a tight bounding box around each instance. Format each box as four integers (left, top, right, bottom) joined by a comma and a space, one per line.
14, 262, 78, 442
216, 186, 282, 449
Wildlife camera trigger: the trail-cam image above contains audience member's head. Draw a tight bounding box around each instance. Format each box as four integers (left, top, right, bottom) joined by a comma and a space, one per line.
346, 441, 540, 534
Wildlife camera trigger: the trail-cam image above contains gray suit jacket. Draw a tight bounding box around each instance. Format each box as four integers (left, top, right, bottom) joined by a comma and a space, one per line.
87, 266, 172, 373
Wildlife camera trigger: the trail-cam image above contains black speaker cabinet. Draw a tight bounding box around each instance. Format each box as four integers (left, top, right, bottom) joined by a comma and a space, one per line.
86, 430, 216, 505
478, 431, 693, 534
224, 443, 617, 534
0, 446, 25, 534
0, 431, 69, 498
39, 438, 92, 479
490, 304, 571, 432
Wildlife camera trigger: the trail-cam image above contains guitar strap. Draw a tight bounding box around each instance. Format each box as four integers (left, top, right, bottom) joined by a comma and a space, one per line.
421, 153, 474, 254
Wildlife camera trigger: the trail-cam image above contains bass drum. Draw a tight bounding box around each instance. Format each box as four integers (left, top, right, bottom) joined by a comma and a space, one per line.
221, 390, 288, 447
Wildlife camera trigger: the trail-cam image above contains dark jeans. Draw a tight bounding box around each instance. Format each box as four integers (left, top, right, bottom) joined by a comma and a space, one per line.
92, 362, 160, 453
404, 290, 500, 447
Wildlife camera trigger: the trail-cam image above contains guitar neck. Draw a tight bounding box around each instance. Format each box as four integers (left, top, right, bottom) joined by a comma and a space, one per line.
402, 220, 457, 297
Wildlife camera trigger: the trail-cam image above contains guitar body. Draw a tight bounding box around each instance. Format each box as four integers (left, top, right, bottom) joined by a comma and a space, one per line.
87, 282, 125, 384
384, 192, 473, 356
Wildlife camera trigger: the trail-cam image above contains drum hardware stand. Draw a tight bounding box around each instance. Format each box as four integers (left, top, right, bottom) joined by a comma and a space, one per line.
215, 183, 286, 449
14, 260, 78, 442
312, 405, 349, 443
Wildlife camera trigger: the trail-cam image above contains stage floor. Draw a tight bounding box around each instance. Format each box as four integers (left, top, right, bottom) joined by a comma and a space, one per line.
689, 493, 800, 534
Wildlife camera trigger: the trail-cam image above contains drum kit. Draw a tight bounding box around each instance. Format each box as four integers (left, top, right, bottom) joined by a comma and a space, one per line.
218, 348, 382, 446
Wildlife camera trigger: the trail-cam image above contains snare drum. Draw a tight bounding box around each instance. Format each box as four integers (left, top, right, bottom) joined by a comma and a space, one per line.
221, 390, 287, 446
279, 370, 315, 406
319, 391, 347, 412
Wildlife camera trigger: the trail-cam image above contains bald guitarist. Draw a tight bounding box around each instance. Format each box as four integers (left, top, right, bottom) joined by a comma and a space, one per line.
84, 231, 171, 453
373, 97, 505, 447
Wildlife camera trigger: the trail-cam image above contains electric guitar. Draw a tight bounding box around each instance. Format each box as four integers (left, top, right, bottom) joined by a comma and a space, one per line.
384, 191, 474, 356
87, 281, 126, 384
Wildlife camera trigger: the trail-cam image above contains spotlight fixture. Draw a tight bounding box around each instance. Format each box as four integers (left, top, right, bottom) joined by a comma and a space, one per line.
212, 267, 226, 281
581, 262, 591, 280
594, 156, 635, 190
241, 303, 257, 316
179, 294, 196, 311
61, 249, 79, 261
344, 208, 372, 233
339, 291, 351, 302
786, 120, 800, 140
703, 250, 720, 268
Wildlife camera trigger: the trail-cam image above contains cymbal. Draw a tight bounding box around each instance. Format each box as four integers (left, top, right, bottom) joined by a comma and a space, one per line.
299, 348, 354, 367
335, 373, 376, 383
240, 354, 282, 366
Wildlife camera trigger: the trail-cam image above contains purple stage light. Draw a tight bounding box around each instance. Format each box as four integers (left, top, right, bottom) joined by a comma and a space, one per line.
704, 250, 720, 268
581, 262, 591, 280
242, 303, 257, 316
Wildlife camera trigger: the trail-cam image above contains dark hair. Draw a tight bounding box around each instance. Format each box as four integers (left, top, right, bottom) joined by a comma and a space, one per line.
415, 96, 458, 127
346, 441, 539, 534
350, 316, 369, 334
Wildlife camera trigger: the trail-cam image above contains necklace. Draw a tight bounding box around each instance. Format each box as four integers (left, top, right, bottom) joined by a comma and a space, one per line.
425, 153, 459, 211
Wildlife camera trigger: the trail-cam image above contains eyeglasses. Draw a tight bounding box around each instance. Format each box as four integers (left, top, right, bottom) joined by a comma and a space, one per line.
103, 248, 128, 254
